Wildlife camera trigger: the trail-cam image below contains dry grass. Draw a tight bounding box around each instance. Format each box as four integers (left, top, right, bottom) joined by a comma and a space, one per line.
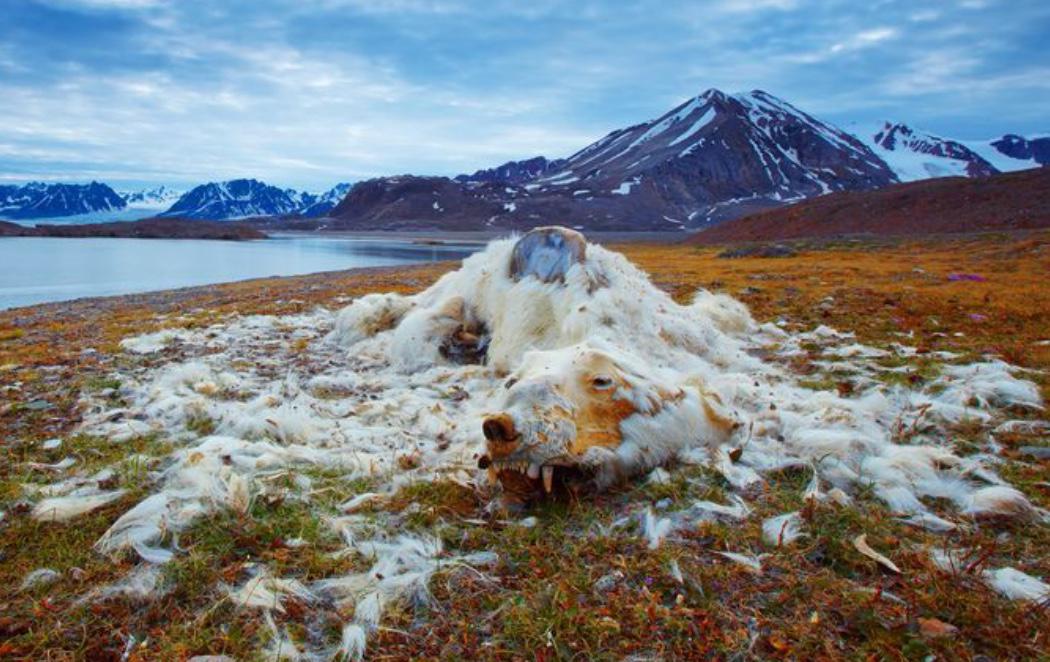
1, 231, 1048, 660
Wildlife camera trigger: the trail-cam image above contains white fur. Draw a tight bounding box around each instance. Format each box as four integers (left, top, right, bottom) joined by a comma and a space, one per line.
32, 490, 126, 522
983, 567, 1050, 602
42, 230, 1044, 655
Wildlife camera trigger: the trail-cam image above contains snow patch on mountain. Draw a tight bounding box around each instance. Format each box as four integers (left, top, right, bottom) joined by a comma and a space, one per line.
856, 122, 996, 181
120, 186, 183, 210
966, 134, 1049, 173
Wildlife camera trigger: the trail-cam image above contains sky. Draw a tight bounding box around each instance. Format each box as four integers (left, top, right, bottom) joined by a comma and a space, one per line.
1, 0, 1047, 192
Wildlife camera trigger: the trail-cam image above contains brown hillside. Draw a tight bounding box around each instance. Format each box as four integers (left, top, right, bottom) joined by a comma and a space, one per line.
691, 167, 1050, 244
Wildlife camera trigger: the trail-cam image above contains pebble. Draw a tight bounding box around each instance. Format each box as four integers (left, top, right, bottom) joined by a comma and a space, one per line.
20, 568, 61, 590
1019, 446, 1050, 460
593, 570, 625, 593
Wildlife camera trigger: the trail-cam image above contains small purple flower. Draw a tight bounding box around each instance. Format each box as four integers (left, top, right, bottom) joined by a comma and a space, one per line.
948, 273, 987, 282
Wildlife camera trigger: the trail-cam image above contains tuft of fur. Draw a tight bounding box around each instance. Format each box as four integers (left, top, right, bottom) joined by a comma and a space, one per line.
982, 567, 1050, 602
762, 512, 804, 546
32, 490, 126, 522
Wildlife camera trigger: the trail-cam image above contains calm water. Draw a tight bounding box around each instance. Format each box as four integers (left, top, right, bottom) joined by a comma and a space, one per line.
0, 234, 480, 310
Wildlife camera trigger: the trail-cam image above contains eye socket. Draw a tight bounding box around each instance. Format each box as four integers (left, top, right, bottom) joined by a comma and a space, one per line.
504, 377, 518, 390
591, 375, 615, 390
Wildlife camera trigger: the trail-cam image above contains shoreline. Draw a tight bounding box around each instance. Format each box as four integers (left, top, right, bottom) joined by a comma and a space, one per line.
0, 260, 446, 317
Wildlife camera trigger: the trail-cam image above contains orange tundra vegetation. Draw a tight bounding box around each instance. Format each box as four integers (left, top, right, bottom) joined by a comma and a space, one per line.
0, 230, 1047, 659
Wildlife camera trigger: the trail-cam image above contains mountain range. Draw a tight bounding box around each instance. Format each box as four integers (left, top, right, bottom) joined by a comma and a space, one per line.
0, 89, 1044, 228
0, 180, 350, 223
0, 181, 126, 220
158, 179, 352, 220
320, 89, 1044, 231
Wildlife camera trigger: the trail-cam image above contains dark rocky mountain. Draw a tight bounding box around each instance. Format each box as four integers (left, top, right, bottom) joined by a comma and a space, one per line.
522, 89, 897, 227
329, 88, 897, 231
991, 134, 1050, 166
0, 181, 127, 220
328, 176, 506, 230
689, 167, 1050, 244
454, 156, 565, 185
161, 179, 303, 220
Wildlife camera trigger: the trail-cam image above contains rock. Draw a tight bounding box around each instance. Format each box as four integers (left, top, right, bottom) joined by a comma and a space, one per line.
593, 570, 625, 593
718, 244, 798, 259
1019, 446, 1050, 460
20, 568, 61, 590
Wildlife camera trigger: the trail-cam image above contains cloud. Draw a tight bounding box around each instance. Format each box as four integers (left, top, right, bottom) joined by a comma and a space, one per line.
716, 0, 798, 11
0, 0, 1047, 187
37, 0, 164, 9
830, 27, 898, 53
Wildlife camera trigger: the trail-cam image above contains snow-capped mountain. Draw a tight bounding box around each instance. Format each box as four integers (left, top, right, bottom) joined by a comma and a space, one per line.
852, 122, 1047, 182
120, 185, 183, 209
500, 88, 897, 227
161, 179, 305, 220
160, 179, 352, 220
327, 89, 900, 231
298, 183, 353, 217
454, 156, 566, 185
0, 181, 127, 220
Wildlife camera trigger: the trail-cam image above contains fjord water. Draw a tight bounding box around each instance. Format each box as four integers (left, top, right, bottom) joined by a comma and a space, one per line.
0, 234, 479, 310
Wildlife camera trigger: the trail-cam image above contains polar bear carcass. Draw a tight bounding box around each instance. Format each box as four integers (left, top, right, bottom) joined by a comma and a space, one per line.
330, 226, 1043, 514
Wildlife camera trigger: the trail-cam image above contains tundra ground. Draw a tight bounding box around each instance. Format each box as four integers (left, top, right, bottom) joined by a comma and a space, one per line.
1, 231, 1048, 660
